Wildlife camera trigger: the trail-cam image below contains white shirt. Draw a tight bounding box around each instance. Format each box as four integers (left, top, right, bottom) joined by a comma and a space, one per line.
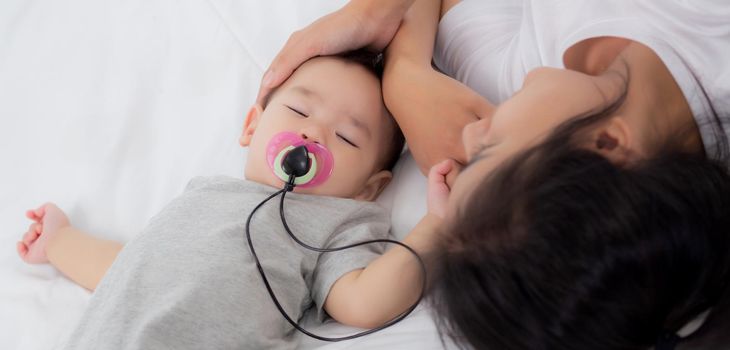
434, 0, 730, 161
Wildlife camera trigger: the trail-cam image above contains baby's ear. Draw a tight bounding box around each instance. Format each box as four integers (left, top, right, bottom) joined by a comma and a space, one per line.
240, 104, 264, 147
354, 170, 392, 202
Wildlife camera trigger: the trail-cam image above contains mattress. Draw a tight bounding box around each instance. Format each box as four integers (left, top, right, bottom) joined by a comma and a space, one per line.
0, 0, 454, 348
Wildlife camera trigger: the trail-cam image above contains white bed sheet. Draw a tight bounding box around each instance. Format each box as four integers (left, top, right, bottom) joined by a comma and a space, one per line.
0, 0, 453, 349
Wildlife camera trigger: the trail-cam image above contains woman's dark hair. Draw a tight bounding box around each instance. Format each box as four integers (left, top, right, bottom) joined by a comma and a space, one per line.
432, 108, 730, 349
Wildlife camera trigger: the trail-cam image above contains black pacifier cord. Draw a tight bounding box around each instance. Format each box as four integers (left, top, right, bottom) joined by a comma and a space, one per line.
245, 173, 428, 342
277, 183, 427, 339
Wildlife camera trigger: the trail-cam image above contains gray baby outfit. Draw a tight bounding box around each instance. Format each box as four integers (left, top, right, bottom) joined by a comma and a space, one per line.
60, 175, 390, 349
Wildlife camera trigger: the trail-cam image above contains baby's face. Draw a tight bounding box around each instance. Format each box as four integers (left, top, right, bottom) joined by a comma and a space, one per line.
240, 57, 393, 200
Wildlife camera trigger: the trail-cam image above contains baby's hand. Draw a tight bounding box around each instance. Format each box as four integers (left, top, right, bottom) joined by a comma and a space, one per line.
427, 159, 456, 218
17, 203, 70, 264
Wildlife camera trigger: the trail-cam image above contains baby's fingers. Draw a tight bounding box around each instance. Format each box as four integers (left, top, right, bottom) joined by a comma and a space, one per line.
22, 223, 42, 246
34, 204, 47, 219
26, 209, 39, 221
25, 204, 47, 222
17, 241, 29, 258
428, 159, 454, 188
432, 159, 454, 177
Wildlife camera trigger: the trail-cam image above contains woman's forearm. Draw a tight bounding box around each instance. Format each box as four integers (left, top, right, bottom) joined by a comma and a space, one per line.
384, 61, 470, 173
383, 0, 440, 69
46, 226, 122, 291
384, 0, 495, 174
384, 0, 492, 175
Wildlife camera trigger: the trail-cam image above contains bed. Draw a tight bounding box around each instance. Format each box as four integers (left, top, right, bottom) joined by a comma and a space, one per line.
0, 0, 456, 348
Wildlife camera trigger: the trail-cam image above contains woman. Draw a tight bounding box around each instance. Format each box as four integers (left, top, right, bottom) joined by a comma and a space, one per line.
259, 0, 729, 175
258, 0, 730, 348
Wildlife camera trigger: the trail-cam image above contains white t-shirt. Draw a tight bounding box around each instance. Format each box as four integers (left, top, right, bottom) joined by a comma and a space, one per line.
434, 0, 730, 162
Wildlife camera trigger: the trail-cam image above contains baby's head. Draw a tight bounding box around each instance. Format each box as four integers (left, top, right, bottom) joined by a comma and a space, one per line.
240, 51, 404, 200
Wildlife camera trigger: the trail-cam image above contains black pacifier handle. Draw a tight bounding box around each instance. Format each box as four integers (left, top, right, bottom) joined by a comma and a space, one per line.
282, 145, 311, 178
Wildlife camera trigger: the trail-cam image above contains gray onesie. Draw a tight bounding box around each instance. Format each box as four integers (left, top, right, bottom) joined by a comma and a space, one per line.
60, 175, 390, 349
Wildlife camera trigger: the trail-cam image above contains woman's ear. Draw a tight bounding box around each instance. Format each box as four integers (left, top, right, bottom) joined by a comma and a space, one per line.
588, 116, 635, 165
240, 104, 264, 147
354, 170, 393, 201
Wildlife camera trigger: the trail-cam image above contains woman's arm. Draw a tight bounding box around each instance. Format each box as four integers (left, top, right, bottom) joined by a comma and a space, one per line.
383, 0, 495, 176
18, 203, 122, 291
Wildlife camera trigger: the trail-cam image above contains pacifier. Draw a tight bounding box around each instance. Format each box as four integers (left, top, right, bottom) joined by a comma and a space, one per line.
266, 132, 334, 188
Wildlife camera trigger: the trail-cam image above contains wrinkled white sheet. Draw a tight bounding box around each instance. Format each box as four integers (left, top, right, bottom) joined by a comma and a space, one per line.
0, 0, 452, 349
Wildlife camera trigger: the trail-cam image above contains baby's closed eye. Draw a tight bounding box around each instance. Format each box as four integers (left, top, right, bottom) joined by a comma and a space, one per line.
286, 105, 308, 117
337, 133, 358, 148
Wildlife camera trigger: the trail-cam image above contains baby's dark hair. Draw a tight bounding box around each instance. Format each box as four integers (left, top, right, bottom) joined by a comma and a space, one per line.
338, 50, 385, 78
431, 109, 730, 349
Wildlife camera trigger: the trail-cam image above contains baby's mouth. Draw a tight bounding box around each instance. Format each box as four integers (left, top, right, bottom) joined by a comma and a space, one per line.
265, 132, 334, 188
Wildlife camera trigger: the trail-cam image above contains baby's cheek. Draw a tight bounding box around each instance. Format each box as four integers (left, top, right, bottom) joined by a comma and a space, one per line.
244, 152, 279, 188
317, 166, 362, 198
321, 172, 354, 196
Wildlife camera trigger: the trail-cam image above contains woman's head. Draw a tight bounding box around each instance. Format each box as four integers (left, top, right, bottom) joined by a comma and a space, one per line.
434, 114, 730, 349
433, 40, 730, 349
460, 42, 722, 189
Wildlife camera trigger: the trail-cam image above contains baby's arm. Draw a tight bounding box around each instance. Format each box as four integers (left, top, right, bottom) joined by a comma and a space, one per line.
324, 160, 453, 328
17, 203, 122, 291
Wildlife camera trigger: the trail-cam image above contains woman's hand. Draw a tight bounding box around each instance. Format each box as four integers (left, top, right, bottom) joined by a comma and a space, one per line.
17, 202, 71, 264
256, 0, 415, 104
427, 159, 457, 218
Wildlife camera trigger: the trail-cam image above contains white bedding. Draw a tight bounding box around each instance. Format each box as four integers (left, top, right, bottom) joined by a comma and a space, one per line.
0, 0, 454, 349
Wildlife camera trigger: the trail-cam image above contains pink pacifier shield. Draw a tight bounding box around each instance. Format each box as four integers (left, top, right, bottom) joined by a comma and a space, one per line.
266, 132, 334, 188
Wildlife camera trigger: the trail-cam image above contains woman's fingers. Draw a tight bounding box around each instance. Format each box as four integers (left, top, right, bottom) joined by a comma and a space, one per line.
256, 30, 318, 105
256, 0, 413, 105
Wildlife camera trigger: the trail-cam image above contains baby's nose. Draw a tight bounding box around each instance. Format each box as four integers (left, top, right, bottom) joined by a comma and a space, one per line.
299, 126, 325, 144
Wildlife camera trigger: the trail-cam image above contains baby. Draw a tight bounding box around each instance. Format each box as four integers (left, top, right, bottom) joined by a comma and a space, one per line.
16, 52, 449, 349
